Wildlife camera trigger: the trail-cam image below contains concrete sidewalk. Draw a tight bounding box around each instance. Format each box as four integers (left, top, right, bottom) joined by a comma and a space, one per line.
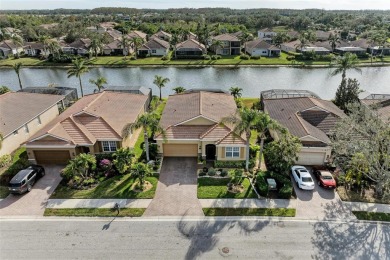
199, 199, 296, 209
343, 202, 390, 213
46, 199, 152, 209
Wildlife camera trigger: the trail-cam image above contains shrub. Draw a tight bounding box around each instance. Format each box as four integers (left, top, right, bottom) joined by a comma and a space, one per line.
221, 169, 228, 177
235, 98, 244, 108
113, 147, 134, 174
95, 153, 114, 162
130, 56, 137, 60
278, 185, 293, 199
240, 54, 250, 60
0, 154, 12, 168
256, 173, 268, 197
208, 167, 216, 176
203, 55, 211, 60
251, 56, 260, 60
199, 170, 207, 177
215, 160, 246, 168
286, 55, 295, 61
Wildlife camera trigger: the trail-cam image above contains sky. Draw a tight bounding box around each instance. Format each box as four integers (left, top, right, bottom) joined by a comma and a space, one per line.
1, 0, 389, 10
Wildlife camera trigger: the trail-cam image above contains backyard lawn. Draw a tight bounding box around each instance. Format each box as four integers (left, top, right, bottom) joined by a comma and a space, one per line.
50, 174, 158, 199
44, 208, 145, 217
198, 177, 257, 199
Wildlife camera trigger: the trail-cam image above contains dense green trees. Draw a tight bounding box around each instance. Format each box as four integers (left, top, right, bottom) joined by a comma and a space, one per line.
334, 78, 362, 113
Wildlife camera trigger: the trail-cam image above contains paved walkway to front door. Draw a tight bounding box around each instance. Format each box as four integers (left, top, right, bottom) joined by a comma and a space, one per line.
143, 157, 204, 217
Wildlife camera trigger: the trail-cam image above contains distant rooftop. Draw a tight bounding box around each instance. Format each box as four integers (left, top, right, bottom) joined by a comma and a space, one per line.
261, 89, 320, 100
183, 89, 229, 94
105, 86, 151, 96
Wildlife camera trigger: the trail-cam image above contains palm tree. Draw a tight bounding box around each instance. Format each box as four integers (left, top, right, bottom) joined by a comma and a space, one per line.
229, 86, 243, 100
119, 35, 132, 59
89, 36, 103, 58
11, 35, 23, 57
13, 62, 23, 90
130, 162, 152, 188
253, 113, 282, 181
295, 36, 310, 52
122, 112, 164, 162
130, 37, 143, 59
239, 32, 253, 51
89, 76, 107, 93
210, 39, 224, 54
47, 40, 61, 60
172, 86, 186, 94
153, 75, 170, 101
331, 52, 361, 80
221, 107, 261, 171
328, 33, 341, 52
67, 58, 89, 97
273, 32, 290, 48
38, 35, 51, 57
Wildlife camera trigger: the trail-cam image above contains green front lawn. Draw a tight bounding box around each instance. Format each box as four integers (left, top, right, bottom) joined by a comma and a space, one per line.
352, 211, 390, 222
50, 175, 158, 199
203, 208, 296, 217
198, 177, 257, 199
44, 208, 145, 217
0, 186, 9, 198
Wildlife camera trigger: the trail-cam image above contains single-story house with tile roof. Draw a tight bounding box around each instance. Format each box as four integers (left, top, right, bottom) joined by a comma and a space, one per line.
245, 39, 281, 57
67, 38, 91, 55
138, 38, 170, 57
155, 90, 247, 161
334, 46, 367, 56
126, 30, 147, 42
262, 92, 346, 165
359, 93, 390, 123
298, 46, 330, 55
175, 39, 207, 59
0, 40, 24, 58
0, 92, 65, 156
25, 91, 149, 164
23, 42, 49, 57
103, 39, 131, 56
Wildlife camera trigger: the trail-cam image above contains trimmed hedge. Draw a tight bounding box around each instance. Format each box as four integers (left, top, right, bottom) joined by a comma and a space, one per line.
215, 160, 246, 168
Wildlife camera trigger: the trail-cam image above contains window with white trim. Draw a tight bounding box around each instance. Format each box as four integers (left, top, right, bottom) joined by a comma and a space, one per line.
226, 147, 240, 158
152, 49, 156, 53
102, 141, 117, 152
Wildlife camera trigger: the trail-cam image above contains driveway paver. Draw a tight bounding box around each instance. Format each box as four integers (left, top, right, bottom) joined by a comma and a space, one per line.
143, 157, 204, 216
0, 165, 63, 216
291, 169, 356, 220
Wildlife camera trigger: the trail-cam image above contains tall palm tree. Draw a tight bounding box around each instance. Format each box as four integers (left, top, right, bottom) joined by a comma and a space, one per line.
119, 35, 132, 59
130, 37, 143, 59
11, 35, 23, 57
328, 33, 341, 52
295, 36, 310, 52
229, 86, 243, 100
153, 75, 170, 101
239, 32, 253, 51
172, 86, 186, 94
331, 52, 361, 80
89, 36, 103, 58
253, 113, 282, 181
12, 62, 23, 90
221, 107, 261, 171
67, 58, 89, 97
122, 112, 164, 162
47, 40, 62, 60
89, 76, 107, 93
38, 35, 51, 57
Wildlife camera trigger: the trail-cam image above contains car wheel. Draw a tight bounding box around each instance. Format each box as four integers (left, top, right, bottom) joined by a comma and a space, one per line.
27, 185, 32, 192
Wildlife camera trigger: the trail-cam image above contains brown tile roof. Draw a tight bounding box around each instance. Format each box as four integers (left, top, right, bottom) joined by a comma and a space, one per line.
200, 124, 231, 139
27, 91, 148, 146
104, 39, 121, 50
0, 40, 20, 50
0, 92, 64, 137
160, 91, 237, 129
139, 38, 170, 50
69, 38, 91, 49
212, 33, 240, 42
361, 98, 390, 123
216, 132, 246, 145
152, 31, 172, 39
263, 97, 346, 144
127, 30, 147, 40
163, 125, 211, 139
176, 39, 206, 51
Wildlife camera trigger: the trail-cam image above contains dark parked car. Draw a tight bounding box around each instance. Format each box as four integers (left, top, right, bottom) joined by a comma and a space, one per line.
313, 169, 336, 189
8, 165, 45, 194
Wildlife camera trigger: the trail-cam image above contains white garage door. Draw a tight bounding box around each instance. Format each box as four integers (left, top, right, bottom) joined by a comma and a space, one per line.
297, 152, 325, 166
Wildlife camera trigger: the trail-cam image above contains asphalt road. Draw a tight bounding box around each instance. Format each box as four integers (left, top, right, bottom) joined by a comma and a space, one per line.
0, 218, 389, 260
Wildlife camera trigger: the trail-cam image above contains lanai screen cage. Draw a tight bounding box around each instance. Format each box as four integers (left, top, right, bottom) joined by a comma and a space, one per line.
260, 89, 320, 100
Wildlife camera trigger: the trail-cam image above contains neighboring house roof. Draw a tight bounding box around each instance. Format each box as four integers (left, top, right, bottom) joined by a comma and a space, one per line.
157, 91, 245, 144
336, 46, 366, 52
176, 39, 206, 51
0, 40, 20, 50
0, 92, 65, 138
152, 30, 172, 39
313, 40, 350, 50
187, 32, 197, 40
105, 29, 123, 41
27, 91, 148, 146
212, 33, 240, 42
69, 38, 91, 49
38, 23, 58, 30
104, 39, 122, 50
139, 38, 170, 51
245, 39, 279, 50
263, 96, 346, 144
316, 30, 331, 40
281, 40, 302, 49
23, 42, 45, 50
360, 96, 390, 123
350, 38, 371, 49
127, 30, 147, 40
287, 31, 300, 39
231, 31, 243, 38
300, 46, 330, 53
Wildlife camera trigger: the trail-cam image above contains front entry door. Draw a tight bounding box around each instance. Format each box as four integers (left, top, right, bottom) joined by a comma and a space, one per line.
205, 144, 216, 160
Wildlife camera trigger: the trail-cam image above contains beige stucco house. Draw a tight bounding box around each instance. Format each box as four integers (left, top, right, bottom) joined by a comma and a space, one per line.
156, 90, 247, 161
25, 91, 149, 164
262, 90, 346, 166
0, 92, 65, 156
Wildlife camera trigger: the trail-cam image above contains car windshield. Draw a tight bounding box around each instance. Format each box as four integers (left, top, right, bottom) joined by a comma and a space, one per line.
322, 176, 333, 180
9, 183, 21, 188
302, 177, 313, 182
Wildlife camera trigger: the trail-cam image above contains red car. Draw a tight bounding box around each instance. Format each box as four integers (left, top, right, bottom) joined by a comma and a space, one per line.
313, 169, 336, 189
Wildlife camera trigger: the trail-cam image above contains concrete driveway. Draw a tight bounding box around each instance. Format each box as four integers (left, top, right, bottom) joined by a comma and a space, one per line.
291, 168, 355, 220
0, 165, 63, 216
144, 157, 204, 217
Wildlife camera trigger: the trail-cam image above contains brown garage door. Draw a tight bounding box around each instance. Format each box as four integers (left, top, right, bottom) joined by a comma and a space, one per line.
163, 144, 198, 157
34, 150, 71, 164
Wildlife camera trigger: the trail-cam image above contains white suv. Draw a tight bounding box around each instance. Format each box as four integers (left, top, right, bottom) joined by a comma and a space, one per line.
291, 166, 315, 190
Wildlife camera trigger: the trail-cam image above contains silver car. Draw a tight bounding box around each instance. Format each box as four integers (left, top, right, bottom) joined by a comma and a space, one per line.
8, 165, 45, 194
